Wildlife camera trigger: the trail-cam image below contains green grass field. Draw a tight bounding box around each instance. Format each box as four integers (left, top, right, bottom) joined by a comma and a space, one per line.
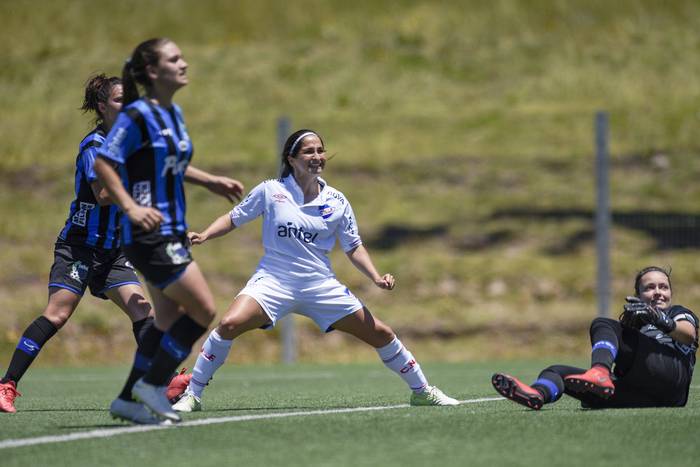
1, 362, 697, 467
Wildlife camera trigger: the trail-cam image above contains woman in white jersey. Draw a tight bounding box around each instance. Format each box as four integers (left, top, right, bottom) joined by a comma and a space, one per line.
171, 129, 459, 411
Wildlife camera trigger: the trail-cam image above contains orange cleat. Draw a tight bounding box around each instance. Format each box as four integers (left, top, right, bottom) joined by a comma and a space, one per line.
564, 366, 615, 398
0, 380, 21, 413
166, 368, 192, 403
491, 373, 544, 410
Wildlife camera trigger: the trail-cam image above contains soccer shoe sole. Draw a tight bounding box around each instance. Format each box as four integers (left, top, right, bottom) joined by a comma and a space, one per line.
491, 373, 544, 410
564, 375, 614, 399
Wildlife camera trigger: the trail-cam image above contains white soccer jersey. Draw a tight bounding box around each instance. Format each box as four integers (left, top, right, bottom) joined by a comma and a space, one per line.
230, 175, 362, 281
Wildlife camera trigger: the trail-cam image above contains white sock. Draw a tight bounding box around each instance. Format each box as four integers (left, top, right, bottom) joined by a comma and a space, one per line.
188, 329, 233, 398
376, 336, 428, 393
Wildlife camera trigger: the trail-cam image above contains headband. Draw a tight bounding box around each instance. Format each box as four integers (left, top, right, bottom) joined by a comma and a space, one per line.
288, 132, 318, 156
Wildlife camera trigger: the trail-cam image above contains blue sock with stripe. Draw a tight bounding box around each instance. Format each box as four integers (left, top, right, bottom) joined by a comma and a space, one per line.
143, 315, 207, 386
589, 318, 620, 370
2, 316, 58, 385
118, 317, 162, 401
531, 377, 561, 403
591, 340, 617, 370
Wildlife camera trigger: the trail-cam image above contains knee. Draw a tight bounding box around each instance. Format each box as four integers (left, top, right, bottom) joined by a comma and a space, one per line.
202, 301, 217, 323
43, 308, 71, 329
377, 324, 395, 344
130, 296, 153, 319
590, 317, 617, 334
191, 296, 217, 327
370, 322, 395, 348
218, 316, 242, 339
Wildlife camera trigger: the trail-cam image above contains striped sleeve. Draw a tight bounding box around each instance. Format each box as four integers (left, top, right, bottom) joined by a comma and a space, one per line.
97, 107, 145, 164
670, 305, 698, 328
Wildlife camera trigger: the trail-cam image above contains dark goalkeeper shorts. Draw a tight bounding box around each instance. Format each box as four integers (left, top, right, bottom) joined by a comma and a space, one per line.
48, 239, 141, 299
121, 232, 192, 290
611, 329, 691, 407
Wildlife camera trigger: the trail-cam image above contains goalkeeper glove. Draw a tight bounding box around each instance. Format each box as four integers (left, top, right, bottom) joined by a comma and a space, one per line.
648, 307, 677, 334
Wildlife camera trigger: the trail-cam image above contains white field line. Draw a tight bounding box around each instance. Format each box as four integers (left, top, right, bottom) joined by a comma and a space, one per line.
24, 372, 340, 383
0, 397, 504, 450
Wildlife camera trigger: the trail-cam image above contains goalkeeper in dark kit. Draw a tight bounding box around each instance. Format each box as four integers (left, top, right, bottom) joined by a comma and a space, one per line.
491, 266, 698, 409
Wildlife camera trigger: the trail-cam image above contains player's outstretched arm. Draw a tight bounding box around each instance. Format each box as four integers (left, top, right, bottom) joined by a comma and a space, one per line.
184, 165, 244, 203
188, 213, 237, 245
669, 320, 696, 345
345, 245, 395, 290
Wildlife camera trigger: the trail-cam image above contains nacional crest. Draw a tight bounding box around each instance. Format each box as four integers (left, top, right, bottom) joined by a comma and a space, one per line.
318, 204, 334, 219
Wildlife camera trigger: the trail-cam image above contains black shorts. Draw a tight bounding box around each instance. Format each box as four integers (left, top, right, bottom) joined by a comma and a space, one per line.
611, 329, 691, 406
122, 232, 192, 289
48, 239, 141, 299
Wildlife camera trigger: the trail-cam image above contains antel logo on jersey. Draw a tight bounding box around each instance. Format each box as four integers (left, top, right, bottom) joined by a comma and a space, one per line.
318, 204, 334, 219
277, 222, 318, 244
272, 193, 288, 203
161, 155, 188, 177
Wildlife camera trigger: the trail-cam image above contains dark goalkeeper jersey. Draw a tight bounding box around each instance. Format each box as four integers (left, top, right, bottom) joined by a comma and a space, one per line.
638, 304, 698, 403
59, 127, 120, 249
639, 305, 698, 369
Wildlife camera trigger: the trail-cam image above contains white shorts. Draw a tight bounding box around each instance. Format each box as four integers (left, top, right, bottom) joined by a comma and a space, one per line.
237, 271, 364, 332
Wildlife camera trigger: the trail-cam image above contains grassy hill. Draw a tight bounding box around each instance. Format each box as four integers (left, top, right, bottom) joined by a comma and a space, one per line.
2, 0, 700, 365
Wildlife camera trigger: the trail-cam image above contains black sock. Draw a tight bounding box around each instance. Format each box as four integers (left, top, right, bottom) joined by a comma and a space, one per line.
143, 315, 207, 386
118, 320, 164, 401
132, 316, 154, 344
1, 316, 58, 385
589, 318, 620, 370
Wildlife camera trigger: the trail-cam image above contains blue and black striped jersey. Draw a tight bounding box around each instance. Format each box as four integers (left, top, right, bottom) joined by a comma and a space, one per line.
58, 127, 120, 249
97, 98, 193, 244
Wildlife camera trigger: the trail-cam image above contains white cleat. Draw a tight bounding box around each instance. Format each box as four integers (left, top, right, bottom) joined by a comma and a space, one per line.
132, 378, 181, 422
109, 398, 170, 425
410, 385, 460, 406
172, 390, 202, 412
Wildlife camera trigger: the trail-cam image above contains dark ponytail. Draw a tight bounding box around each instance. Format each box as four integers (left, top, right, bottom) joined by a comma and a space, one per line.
279, 129, 323, 179
122, 38, 171, 105
81, 73, 121, 126
121, 60, 140, 105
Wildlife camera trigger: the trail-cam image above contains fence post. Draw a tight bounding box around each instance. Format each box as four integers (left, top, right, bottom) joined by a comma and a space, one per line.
277, 116, 296, 363
595, 111, 611, 317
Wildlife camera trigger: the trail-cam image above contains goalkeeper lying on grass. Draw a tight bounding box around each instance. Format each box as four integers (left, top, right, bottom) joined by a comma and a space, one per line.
492, 266, 698, 409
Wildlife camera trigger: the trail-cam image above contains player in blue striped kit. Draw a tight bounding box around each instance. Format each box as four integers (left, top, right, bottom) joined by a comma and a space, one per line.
94, 38, 244, 424
171, 129, 459, 412
0, 75, 154, 417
